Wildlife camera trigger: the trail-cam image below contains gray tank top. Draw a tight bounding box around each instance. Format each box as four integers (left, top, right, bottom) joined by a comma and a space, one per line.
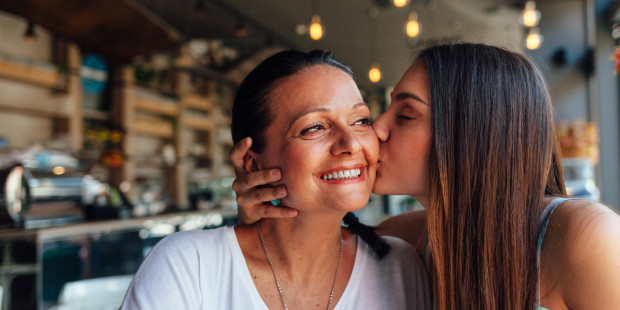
536, 197, 575, 310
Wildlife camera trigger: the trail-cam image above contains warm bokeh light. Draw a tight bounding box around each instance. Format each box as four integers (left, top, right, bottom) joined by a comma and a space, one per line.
406, 21, 419, 37
53, 166, 66, 175
405, 12, 420, 38
368, 63, 381, 83
520, 1, 541, 27
526, 28, 543, 50
392, 0, 409, 8
309, 14, 323, 40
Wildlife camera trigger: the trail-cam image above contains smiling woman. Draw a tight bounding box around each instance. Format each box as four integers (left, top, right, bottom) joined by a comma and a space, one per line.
120, 50, 431, 309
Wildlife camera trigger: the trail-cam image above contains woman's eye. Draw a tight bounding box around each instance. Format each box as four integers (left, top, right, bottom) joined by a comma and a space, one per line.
396, 114, 414, 121
354, 117, 372, 126
300, 123, 325, 135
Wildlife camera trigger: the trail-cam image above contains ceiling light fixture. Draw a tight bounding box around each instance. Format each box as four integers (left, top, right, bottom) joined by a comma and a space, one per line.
368, 62, 382, 83
525, 27, 543, 50
24, 21, 36, 41
309, 14, 324, 40
519, 1, 541, 28
405, 11, 421, 38
392, 0, 410, 8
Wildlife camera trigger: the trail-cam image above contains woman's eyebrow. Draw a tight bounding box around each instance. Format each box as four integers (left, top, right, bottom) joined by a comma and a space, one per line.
287, 102, 369, 131
290, 103, 368, 124
290, 107, 330, 125
393, 92, 428, 105
352, 102, 369, 110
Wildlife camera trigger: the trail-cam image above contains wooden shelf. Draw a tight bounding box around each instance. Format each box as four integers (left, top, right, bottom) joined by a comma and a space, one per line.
182, 115, 214, 132
0, 57, 63, 89
182, 94, 213, 112
0, 94, 74, 118
111, 64, 234, 209
133, 92, 179, 116
133, 118, 174, 138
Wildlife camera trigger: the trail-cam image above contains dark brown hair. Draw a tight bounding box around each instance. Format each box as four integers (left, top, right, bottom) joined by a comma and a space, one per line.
419, 43, 564, 309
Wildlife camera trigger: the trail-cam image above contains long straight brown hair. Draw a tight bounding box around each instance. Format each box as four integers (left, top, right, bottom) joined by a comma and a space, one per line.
420, 43, 564, 309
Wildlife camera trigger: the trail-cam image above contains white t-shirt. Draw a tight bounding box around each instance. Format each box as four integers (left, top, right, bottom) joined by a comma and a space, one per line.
120, 226, 431, 310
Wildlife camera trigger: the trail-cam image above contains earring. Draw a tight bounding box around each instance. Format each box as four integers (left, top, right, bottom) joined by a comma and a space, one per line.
270, 199, 281, 206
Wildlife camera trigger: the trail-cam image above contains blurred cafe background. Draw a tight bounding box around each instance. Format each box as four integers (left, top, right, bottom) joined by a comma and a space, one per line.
0, 0, 618, 308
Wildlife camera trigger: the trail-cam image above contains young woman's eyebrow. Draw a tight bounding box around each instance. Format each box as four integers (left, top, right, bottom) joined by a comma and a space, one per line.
393, 92, 428, 105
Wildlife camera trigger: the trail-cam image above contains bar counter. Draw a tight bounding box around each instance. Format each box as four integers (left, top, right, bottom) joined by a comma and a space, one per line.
0, 208, 238, 310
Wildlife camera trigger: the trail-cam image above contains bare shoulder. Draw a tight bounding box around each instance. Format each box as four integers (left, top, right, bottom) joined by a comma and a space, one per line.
542, 199, 620, 309
549, 199, 619, 246
377, 209, 427, 255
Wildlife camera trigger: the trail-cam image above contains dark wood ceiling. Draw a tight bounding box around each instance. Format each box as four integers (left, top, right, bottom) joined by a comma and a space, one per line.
0, 0, 182, 61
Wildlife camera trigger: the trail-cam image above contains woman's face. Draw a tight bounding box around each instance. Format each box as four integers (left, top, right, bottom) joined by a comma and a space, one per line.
254, 65, 378, 214
372, 61, 431, 206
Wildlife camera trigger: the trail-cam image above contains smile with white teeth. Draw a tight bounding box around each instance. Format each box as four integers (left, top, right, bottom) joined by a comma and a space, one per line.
320, 168, 362, 180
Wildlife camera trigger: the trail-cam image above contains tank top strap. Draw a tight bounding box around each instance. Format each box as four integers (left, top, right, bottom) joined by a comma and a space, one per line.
537, 197, 575, 254
536, 197, 577, 309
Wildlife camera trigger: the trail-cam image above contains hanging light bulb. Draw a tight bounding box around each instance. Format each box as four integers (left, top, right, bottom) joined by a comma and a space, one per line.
368, 63, 382, 83
404, 11, 421, 38
24, 21, 37, 41
525, 27, 543, 50
519, 1, 541, 28
309, 14, 324, 40
392, 0, 410, 8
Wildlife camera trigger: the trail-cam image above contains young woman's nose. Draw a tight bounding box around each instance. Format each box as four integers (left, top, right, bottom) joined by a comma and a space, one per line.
330, 127, 362, 155
372, 113, 390, 143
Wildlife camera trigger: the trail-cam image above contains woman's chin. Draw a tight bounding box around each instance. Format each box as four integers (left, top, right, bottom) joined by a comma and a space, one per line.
371, 183, 391, 195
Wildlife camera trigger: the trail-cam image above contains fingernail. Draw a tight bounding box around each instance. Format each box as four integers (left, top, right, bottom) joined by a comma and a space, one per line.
287, 209, 298, 217
278, 186, 287, 196
271, 169, 281, 180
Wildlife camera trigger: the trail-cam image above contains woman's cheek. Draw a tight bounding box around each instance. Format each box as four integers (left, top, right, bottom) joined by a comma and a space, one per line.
363, 133, 380, 165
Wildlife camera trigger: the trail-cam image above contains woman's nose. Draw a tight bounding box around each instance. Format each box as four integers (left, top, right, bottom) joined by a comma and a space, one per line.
372, 114, 390, 143
330, 127, 362, 155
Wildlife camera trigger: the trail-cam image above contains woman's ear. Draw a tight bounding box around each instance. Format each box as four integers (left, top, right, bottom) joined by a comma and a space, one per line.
243, 150, 262, 173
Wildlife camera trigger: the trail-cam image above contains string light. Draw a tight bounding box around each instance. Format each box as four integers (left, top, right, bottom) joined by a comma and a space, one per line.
309, 14, 324, 40
519, 1, 541, 28
53, 166, 66, 175
392, 0, 410, 8
525, 27, 543, 50
368, 63, 382, 83
405, 11, 421, 38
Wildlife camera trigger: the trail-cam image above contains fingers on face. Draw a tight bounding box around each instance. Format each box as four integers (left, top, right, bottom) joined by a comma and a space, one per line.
252, 186, 286, 204
244, 169, 281, 188
235, 185, 287, 206
230, 137, 252, 167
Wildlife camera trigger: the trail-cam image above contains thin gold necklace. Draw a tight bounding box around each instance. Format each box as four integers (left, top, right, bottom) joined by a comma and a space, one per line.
257, 222, 343, 310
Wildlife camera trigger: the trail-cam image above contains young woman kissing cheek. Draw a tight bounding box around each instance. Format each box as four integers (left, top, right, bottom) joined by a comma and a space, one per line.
372, 61, 432, 206
245, 65, 379, 216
